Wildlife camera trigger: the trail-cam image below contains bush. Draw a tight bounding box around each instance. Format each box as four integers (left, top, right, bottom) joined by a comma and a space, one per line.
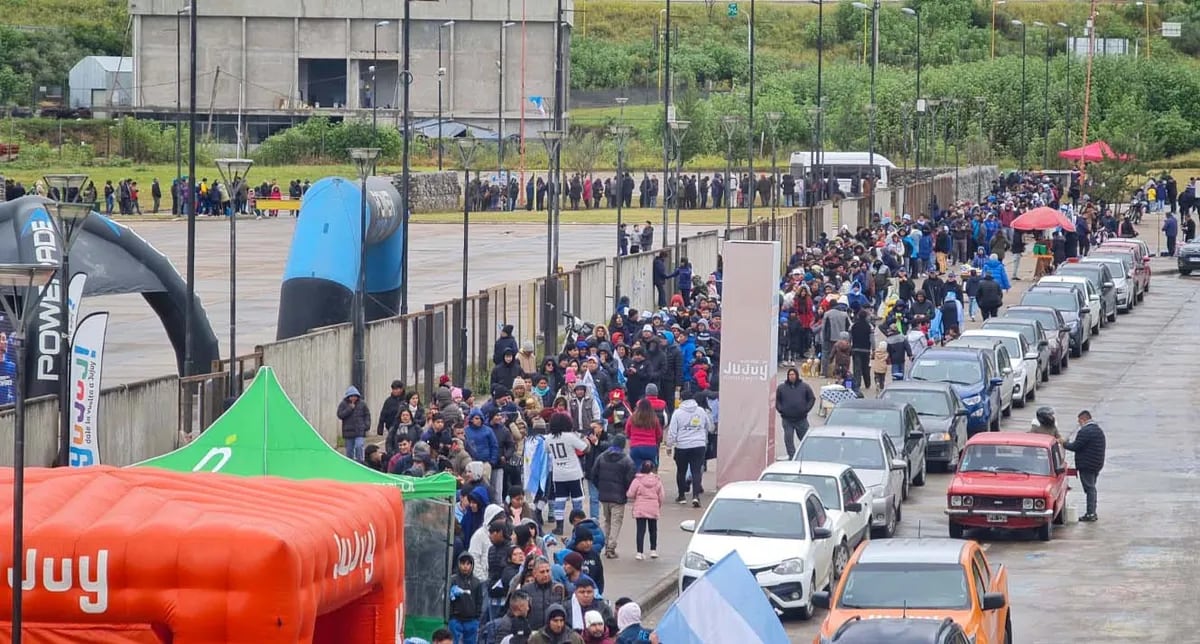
253, 117, 403, 165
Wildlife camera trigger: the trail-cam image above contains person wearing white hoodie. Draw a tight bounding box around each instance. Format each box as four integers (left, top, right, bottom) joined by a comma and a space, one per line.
469, 504, 507, 584
664, 391, 713, 507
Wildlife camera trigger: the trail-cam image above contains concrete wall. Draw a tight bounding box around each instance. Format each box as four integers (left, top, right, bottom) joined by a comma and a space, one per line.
259, 324, 352, 444
132, 0, 568, 134
398, 171, 460, 213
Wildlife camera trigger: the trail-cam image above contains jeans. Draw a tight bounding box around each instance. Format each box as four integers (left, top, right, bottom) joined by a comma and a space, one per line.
853, 351, 871, 389
1011, 252, 1023, 279
981, 305, 999, 320
587, 480, 602, 519
1078, 470, 1099, 515
781, 417, 809, 459
635, 517, 658, 553
448, 618, 479, 644
967, 297, 978, 319
491, 467, 506, 503
674, 446, 706, 499
344, 436, 365, 462
629, 445, 659, 469
600, 501, 626, 554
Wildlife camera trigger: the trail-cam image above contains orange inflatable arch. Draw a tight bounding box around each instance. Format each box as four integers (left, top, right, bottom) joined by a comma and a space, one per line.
0, 466, 406, 644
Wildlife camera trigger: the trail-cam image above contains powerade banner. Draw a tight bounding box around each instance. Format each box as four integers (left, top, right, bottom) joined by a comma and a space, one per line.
68, 312, 108, 467
715, 241, 781, 487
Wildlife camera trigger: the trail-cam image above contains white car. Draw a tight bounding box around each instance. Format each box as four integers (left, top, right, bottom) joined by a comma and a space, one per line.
794, 426, 906, 539
679, 480, 835, 619
1081, 256, 1136, 312
959, 329, 1038, 407
758, 461, 873, 580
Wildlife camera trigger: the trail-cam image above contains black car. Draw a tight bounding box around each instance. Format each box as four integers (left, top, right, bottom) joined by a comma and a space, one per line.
1005, 304, 1074, 365
982, 316, 1053, 380
823, 617, 973, 644
1178, 240, 1200, 276
826, 398, 928, 497
878, 381, 968, 472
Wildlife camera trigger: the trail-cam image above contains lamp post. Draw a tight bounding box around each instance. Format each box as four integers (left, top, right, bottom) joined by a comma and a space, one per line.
720, 114, 742, 236
185, 0, 198, 376
810, 0, 825, 203
611, 122, 631, 301
661, 0, 674, 251
1058, 22, 1071, 161
498, 22, 517, 189
372, 20, 390, 145
348, 147, 381, 391
400, 0, 414, 315
902, 7, 920, 185
852, 1, 879, 213
175, 5, 191, 212
1135, 1, 1150, 58
0, 263, 59, 644
1013, 19, 1028, 170
746, 0, 757, 226
437, 20, 454, 171
42, 173, 91, 468
764, 111, 782, 240
540, 130, 564, 357
453, 137, 479, 385
975, 96, 987, 202
948, 99, 961, 197
669, 120, 689, 259
1033, 21, 1050, 169
991, 0, 1007, 60
213, 158, 252, 397
805, 106, 820, 207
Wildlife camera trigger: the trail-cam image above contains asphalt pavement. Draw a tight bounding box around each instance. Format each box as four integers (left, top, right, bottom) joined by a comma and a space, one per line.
600, 245, 1200, 642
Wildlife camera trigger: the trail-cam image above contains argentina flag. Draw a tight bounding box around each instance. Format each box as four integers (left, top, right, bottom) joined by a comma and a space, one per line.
523, 433, 549, 497
655, 551, 789, 644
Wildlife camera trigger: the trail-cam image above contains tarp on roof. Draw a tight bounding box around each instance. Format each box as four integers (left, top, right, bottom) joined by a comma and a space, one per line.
1058, 140, 1129, 162
411, 119, 500, 140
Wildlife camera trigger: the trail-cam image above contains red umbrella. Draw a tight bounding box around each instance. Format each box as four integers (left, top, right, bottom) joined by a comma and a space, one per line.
1011, 206, 1076, 232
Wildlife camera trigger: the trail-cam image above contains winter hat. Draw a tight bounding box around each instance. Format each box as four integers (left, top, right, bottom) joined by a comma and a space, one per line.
521, 340, 536, 353
502, 324, 515, 335
611, 435, 627, 450
563, 551, 585, 570
548, 412, 573, 435
512, 377, 527, 390
439, 374, 451, 386
642, 324, 654, 333
413, 441, 431, 460
645, 383, 659, 396
451, 387, 463, 400
585, 610, 605, 627
546, 604, 568, 623
532, 417, 548, 434
461, 387, 473, 400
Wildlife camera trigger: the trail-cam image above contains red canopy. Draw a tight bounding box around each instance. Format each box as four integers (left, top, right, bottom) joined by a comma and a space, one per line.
1058, 140, 1128, 162
1011, 206, 1076, 232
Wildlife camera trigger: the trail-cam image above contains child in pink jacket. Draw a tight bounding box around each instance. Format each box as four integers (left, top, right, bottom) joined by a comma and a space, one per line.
626, 460, 665, 560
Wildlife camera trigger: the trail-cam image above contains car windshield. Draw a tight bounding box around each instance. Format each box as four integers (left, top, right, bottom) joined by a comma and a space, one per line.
880, 390, 951, 417
972, 335, 1021, 360
1007, 310, 1059, 331
910, 358, 983, 386
838, 563, 970, 609
759, 473, 841, 510
1084, 259, 1126, 278
698, 499, 807, 539
797, 437, 884, 470
1056, 269, 1100, 289
1021, 291, 1079, 312
983, 322, 1037, 347
959, 444, 1051, 475
826, 408, 903, 443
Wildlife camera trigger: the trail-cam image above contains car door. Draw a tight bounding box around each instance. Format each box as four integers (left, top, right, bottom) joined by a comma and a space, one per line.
1050, 442, 1069, 510
980, 354, 1000, 417
995, 345, 1015, 409
806, 494, 834, 585
882, 434, 904, 503
970, 559, 999, 640
841, 471, 871, 545
904, 405, 926, 475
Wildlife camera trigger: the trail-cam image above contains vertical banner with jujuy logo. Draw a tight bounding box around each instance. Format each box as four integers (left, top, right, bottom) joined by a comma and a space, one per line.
68, 312, 109, 467
716, 240, 781, 487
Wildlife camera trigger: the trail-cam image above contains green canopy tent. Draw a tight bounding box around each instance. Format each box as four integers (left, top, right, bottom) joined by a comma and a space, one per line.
134, 366, 456, 638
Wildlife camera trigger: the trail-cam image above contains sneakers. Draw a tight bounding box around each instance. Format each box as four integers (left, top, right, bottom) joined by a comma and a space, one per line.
692, 497, 701, 508
1080, 513, 1099, 522
635, 553, 645, 560
650, 550, 659, 559
676, 496, 688, 505
605, 551, 619, 559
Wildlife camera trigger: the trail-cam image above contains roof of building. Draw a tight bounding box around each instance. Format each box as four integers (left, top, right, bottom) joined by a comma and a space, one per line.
855, 538, 966, 565
79, 56, 133, 73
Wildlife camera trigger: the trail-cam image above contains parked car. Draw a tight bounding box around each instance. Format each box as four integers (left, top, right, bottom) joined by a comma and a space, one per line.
1002, 305, 1071, 372
812, 538, 1011, 644
1100, 238, 1153, 292
1055, 261, 1119, 322
1081, 255, 1137, 310
982, 317, 1052, 380
826, 399, 928, 495
1177, 239, 1200, 276
909, 347, 1005, 434
1019, 287, 1091, 357
958, 329, 1037, 407
679, 480, 835, 618
794, 426, 907, 539
1038, 274, 1109, 332
878, 381, 968, 472
820, 617, 974, 644
758, 461, 872, 579
1092, 245, 1148, 298
945, 337, 1017, 414
945, 431, 1070, 541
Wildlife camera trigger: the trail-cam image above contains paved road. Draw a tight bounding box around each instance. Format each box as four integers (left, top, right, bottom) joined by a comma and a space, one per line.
85, 219, 711, 386
604, 256, 1200, 642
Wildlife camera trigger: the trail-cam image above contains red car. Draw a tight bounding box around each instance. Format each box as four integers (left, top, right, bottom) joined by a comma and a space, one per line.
945, 432, 1069, 541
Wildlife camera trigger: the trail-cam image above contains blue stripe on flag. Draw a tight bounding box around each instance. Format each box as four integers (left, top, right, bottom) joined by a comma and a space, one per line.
656, 551, 789, 644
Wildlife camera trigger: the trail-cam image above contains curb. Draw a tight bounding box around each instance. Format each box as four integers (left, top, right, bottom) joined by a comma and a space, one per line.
636, 567, 680, 615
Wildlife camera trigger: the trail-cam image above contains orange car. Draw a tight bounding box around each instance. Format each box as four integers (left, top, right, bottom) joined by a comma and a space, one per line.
812, 538, 1011, 644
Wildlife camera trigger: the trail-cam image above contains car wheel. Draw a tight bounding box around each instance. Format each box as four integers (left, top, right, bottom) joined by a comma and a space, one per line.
1002, 401, 1012, 417
1037, 520, 1053, 542
990, 412, 1001, 431
1050, 357, 1062, 375
1027, 385, 1036, 402
1107, 309, 1117, 323
1181, 269, 1192, 276
894, 499, 903, 525
1062, 354, 1069, 370
1013, 392, 1025, 408
797, 574, 816, 620
1083, 337, 1091, 352
914, 461, 927, 487
1041, 365, 1050, 382
832, 541, 850, 579
1053, 505, 1065, 525
902, 473, 910, 501
948, 521, 965, 539
1070, 343, 1082, 358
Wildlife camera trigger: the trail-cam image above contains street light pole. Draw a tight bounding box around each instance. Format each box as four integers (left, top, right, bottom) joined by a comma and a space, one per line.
540, 130, 564, 357
400, 0, 413, 315
348, 148, 381, 391
213, 159, 252, 397
669, 120, 690, 260
1058, 23, 1071, 162
992, 0, 1007, 60
0, 263, 59, 644
454, 137, 479, 385
611, 120, 631, 301
437, 20, 454, 171
498, 22, 516, 192
810, 0, 824, 203
902, 7, 920, 185
1014, 19, 1028, 169
661, 0, 672, 250
853, 1, 878, 214
975, 96, 986, 202
721, 115, 741, 236
175, 5, 190, 211
765, 111, 782, 240
747, 0, 756, 225
372, 21, 390, 147
185, 0, 198, 376
1034, 21, 1050, 169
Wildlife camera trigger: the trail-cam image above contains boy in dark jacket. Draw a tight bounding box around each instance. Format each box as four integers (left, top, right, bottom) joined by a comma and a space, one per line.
449, 553, 484, 644
590, 435, 636, 559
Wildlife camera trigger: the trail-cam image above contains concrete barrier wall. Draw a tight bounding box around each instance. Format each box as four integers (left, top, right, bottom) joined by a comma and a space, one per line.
0, 396, 60, 467
616, 251, 657, 313
576, 258, 608, 325
260, 324, 353, 444
684, 231, 721, 282
99, 374, 180, 465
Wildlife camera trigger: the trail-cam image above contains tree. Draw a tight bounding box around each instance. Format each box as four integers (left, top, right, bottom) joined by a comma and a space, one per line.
563, 130, 604, 179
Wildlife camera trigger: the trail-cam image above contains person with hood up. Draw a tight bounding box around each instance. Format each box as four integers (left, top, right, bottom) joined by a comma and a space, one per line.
518, 340, 539, 375
492, 349, 526, 391
568, 382, 603, 434
846, 282, 869, 312
602, 388, 633, 434
982, 252, 1011, 290
975, 272, 1005, 320
885, 327, 914, 380
494, 324, 520, 365
615, 602, 651, 644
590, 435, 636, 559
819, 298, 851, 378
910, 291, 936, 322
449, 552, 484, 644
940, 291, 964, 338
775, 367, 815, 459
456, 484, 491, 558
581, 609, 615, 644
528, 603, 584, 644
337, 386, 371, 462
921, 269, 945, 304
465, 410, 501, 475
665, 391, 713, 507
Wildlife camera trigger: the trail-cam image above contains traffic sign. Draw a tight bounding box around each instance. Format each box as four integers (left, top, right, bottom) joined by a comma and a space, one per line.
728, 2, 738, 18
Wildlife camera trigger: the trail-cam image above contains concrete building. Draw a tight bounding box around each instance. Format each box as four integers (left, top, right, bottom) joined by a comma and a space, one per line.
127, 0, 572, 145
69, 56, 134, 110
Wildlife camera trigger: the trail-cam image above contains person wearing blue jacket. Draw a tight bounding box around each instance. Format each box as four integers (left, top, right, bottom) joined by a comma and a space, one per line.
465, 410, 500, 466
675, 258, 694, 303
918, 231, 933, 272
982, 254, 1011, 291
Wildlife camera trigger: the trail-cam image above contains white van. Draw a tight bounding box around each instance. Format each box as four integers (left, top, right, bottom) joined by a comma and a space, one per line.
789, 151, 897, 195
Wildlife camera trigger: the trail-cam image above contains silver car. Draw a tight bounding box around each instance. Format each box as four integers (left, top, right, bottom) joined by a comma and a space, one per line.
794, 425, 907, 539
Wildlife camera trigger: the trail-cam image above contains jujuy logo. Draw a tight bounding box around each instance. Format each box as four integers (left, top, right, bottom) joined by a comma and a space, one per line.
721, 359, 771, 382
332, 524, 376, 584
7, 549, 109, 614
